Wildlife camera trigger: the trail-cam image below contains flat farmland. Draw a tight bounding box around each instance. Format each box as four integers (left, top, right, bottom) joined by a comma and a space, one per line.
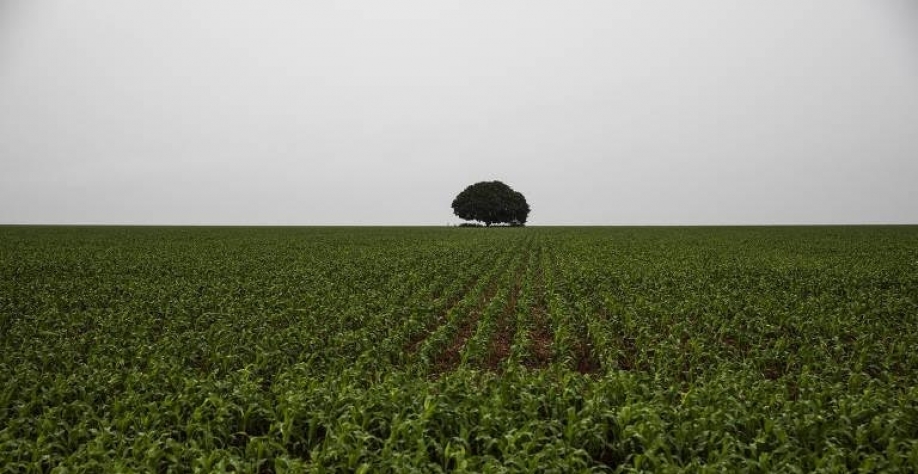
2, 226, 917, 472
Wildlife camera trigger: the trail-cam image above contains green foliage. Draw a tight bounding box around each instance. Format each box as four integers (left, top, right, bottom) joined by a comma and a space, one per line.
1, 226, 918, 471
452, 181, 530, 226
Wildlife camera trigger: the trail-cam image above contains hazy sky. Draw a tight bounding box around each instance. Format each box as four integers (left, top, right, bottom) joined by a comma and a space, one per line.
1, 1, 916, 225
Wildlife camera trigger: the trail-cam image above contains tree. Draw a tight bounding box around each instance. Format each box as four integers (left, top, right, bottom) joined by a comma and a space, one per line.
451, 181, 530, 226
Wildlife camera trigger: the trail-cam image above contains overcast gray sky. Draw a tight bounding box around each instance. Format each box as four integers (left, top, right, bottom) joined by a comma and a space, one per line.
1, 1, 916, 225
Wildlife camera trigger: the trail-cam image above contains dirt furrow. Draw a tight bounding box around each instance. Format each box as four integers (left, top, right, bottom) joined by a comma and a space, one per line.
431, 279, 501, 374
404, 271, 483, 356
484, 255, 527, 370
524, 245, 554, 369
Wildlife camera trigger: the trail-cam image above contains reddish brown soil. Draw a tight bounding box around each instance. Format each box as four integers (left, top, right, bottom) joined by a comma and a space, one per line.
617, 336, 636, 370
523, 247, 554, 369
484, 260, 525, 370
431, 278, 500, 374
404, 273, 482, 356
575, 341, 601, 374
526, 324, 553, 368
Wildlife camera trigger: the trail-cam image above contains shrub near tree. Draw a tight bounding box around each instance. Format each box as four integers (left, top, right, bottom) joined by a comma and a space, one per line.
452, 181, 530, 226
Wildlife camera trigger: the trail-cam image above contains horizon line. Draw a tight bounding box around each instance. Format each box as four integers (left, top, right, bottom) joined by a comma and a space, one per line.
2, 223, 917, 228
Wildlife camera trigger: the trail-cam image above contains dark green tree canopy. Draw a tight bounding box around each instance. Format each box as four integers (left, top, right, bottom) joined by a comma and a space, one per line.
452, 181, 530, 226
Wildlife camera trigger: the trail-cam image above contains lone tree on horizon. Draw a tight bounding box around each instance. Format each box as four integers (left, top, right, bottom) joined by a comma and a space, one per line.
451, 180, 530, 226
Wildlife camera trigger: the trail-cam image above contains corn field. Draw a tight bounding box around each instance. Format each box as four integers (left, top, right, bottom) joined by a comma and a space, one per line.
2, 226, 917, 472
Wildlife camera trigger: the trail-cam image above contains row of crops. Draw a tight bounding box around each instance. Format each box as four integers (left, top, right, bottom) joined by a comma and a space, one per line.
2, 226, 917, 471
